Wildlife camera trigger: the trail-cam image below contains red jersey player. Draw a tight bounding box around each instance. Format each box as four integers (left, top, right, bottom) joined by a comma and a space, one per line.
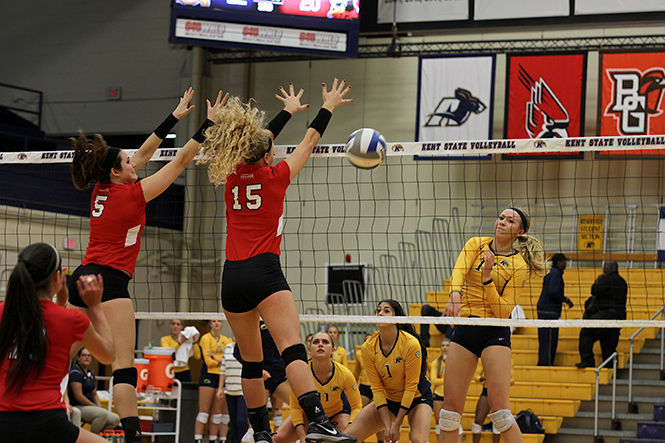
67, 88, 227, 443
0, 243, 114, 443
198, 79, 354, 443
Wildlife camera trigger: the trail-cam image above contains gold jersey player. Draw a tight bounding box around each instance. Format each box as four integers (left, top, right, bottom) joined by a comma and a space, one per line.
439, 208, 545, 443
346, 300, 432, 443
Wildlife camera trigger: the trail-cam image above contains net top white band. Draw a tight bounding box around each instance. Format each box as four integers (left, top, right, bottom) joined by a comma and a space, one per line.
1, 134, 663, 164
133, 312, 665, 328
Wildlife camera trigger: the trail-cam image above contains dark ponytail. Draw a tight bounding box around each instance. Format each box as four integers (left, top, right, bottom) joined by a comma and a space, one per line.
0, 243, 61, 394
378, 299, 428, 377
70, 132, 120, 190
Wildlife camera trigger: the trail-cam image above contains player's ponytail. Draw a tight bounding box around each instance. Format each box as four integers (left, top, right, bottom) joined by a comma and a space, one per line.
0, 243, 61, 394
70, 132, 120, 189
509, 207, 546, 276
378, 299, 428, 377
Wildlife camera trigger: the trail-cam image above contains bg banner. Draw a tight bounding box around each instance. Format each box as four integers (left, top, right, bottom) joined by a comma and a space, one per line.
378, 0, 468, 23
416, 54, 495, 142
599, 51, 665, 155
575, 0, 665, 15
474, 0, 568, 20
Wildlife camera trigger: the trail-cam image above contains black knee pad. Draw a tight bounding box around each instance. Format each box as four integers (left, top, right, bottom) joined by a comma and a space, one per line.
281, 344, 307, 367
241, 360, 263, 379
113, 367, 138, 388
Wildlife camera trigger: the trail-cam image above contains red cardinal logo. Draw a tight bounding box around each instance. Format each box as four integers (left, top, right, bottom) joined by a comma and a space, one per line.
519, 65, 570, 138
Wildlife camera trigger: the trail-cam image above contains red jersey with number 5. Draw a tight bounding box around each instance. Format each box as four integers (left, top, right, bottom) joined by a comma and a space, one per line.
82, 181, 147, 276
225, 161, 291, 261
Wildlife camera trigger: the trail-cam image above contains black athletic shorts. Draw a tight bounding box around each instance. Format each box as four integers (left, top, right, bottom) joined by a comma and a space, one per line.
433, 393, 444, 402
359, 383, 373, 399
480, 387, 488, 397
222, 253, 291, 313
0, 409, 79, 443
449, 320, 511, 358
67, 263, 131, 307
264, 366, 287, 395
384, 393, 433, 416
199, 372, 220, 389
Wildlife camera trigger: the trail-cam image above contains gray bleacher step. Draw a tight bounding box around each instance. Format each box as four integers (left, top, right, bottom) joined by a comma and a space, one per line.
556, 427, 636, 437
575, 411, 653, 420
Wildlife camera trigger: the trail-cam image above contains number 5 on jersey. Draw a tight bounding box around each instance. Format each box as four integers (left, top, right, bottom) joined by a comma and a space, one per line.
92, 195, 108, 217
231, 184, 263, 210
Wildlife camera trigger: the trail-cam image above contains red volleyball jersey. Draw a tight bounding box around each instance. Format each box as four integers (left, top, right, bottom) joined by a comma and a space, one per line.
0, 300, 89, 411
82, 181, 147, 276
225, 161, 291, 260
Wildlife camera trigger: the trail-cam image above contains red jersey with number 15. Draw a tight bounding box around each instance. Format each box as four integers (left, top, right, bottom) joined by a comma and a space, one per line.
82, 181, 147, 276
225, 161, 291, 261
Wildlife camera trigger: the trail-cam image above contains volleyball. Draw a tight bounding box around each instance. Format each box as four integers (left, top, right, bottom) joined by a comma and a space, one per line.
344, 128, 386, 170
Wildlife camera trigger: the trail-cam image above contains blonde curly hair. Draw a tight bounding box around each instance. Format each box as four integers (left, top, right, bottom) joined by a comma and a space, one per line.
512, 207, 546, 276
197, 96, 271, 187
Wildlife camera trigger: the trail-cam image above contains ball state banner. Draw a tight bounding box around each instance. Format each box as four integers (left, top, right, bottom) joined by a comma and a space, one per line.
599, 51, 665, 155
416, 55, 495, 142
505, 53, 587, 140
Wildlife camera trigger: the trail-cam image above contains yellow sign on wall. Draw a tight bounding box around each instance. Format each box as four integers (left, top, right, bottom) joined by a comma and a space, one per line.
578, 215, 604, 251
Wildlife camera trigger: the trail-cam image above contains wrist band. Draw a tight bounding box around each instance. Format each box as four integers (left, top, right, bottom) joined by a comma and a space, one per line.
266, 110, 292, 139
154, 114, 179, 139
308, 108, 333, 136
483, 279, 493, 286
192, 119, 215, 143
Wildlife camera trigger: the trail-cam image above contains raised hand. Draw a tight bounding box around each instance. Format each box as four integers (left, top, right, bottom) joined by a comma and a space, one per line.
481, 249, 495, 282
321, 78, 353, 112
55, 268, 69, 307
207, 90, 230, 124
172, 87, 196, 120
275, 83, 308, 115
76, 274, 104, 308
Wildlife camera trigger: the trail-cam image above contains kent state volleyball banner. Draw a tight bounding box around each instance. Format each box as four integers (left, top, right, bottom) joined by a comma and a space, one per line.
505, 53, 587, 140
600, 51, 665, 154
416, 54, 495, 142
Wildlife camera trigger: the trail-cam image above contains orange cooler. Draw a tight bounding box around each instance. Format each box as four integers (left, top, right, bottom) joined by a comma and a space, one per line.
143, 347, 175, 392
134, 358, 149, 393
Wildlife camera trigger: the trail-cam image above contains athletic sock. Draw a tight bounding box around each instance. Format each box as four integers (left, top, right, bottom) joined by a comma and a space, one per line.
297, 391, 327, 424
248, 405, 272, 434
120, 416, 142, 443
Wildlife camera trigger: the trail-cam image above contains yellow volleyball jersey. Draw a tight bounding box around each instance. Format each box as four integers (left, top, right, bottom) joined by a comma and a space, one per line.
332, 346, 348, 367
361, 330, 425, 409
430, 357, 445, 397
451, 237, 528, 319
354, 348, 369, 385
160, 335, 189, 373
289, 361, 362, 427
199, 332, 232, 375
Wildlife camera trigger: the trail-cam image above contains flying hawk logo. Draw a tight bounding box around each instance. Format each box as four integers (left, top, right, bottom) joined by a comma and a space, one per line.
519, 65, 570, 138
331, 385, 341, 392
395, 356, 403, 363
605, 67, 665, 135
425, 88, 486, 127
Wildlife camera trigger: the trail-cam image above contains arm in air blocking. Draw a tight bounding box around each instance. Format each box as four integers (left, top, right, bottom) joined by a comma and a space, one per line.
285, 78, 353, 181
141, 90, 228, 203
264, 82, 309, 140
132, 88, 196, 171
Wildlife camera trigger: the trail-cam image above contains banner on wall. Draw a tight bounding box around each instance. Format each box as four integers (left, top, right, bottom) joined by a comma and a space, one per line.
416, 55, 495, 143
474, 0, 568, 20
599, 51, 665, 155
578, 215, 604, 251
378, 0, 468, 23
505, 53, 587, 142
575, 0, 665, 15
659, 207, 665, 262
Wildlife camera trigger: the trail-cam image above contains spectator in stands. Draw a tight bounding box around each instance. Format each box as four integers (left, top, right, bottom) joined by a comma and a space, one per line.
327, 325, 349, 367
536, 253, 574, 366
576, 261, 627, 368
160, 318, 200, 382
68, 347, 120, 434
217, 341, 247, 443
418, 304, 451, 347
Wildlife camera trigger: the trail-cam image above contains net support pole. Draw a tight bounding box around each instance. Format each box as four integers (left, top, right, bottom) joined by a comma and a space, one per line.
178, 45, 206, 313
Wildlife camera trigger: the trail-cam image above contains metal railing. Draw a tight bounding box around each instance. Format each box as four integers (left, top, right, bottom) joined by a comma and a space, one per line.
628, 306, 665, 413
594, 352, 618, 440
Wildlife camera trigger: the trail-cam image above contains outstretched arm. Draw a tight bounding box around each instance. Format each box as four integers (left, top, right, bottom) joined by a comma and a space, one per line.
131, 87, 196, 171
141, 90, 228, 203
285, 78, 352, 181
264, 82, 309, 140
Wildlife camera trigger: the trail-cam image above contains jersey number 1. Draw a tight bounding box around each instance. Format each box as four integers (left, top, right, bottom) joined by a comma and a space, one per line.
231, 184, 263, 210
